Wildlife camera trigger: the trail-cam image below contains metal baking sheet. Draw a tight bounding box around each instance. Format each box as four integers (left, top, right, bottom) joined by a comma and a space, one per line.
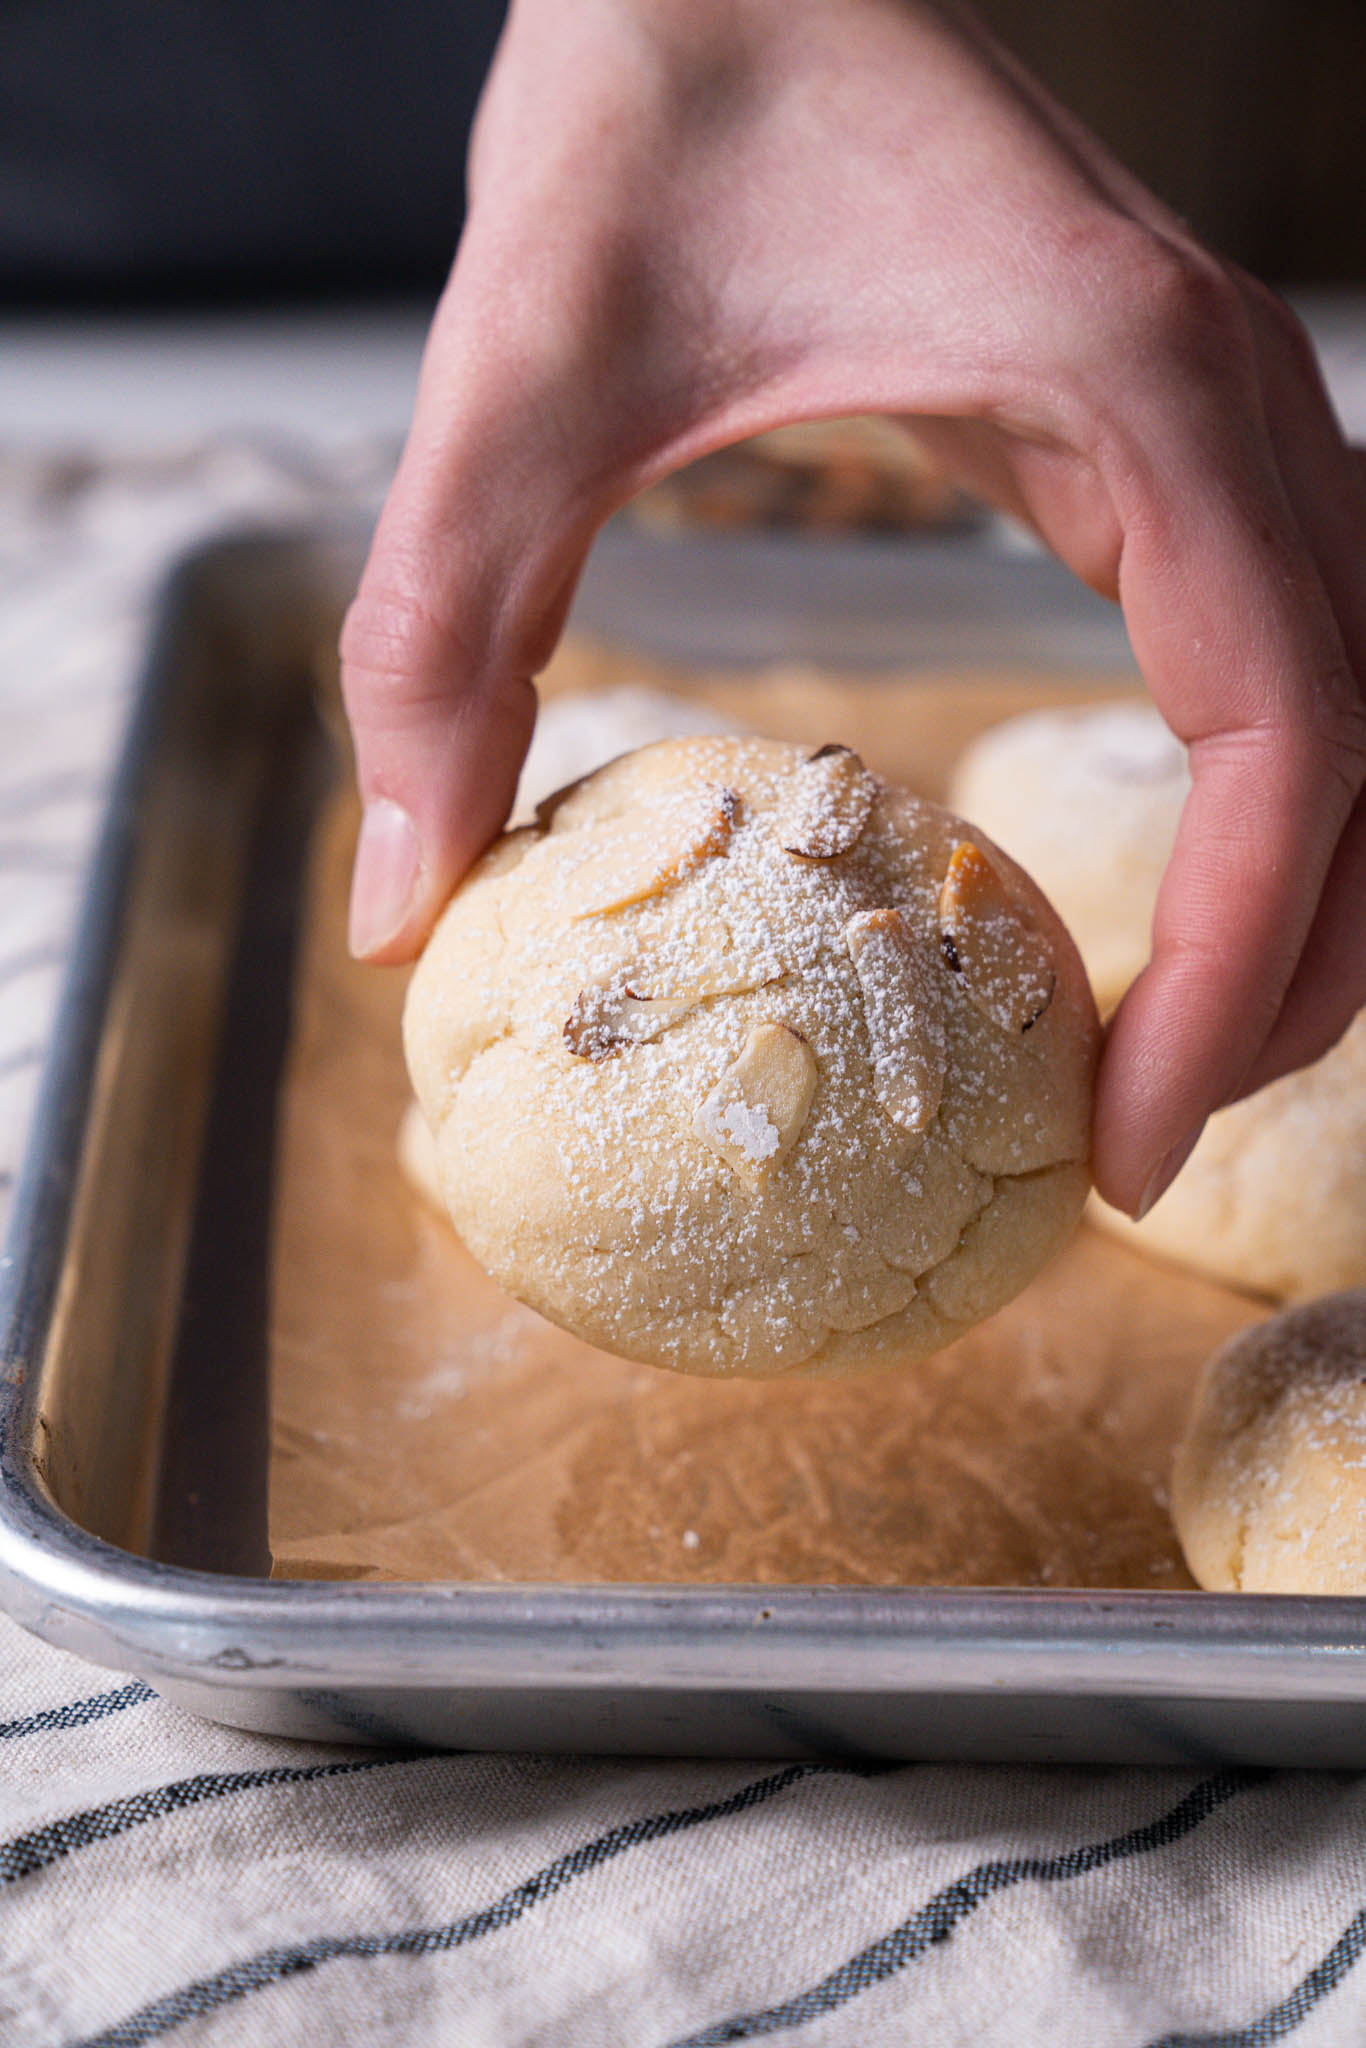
4, 518, 1366, 1765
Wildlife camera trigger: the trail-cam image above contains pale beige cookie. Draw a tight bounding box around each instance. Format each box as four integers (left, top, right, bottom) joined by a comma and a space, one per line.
1172, 1291, 1366, 1593
951, 699, 1366, 1301
405, 735, 1098, 1378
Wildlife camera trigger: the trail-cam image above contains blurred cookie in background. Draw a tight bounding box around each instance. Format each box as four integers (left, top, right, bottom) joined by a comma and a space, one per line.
1173, 1291, 1366, 1593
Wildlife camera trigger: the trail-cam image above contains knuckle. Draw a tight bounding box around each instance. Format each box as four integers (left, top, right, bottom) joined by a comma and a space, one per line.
1253, 692, 1366, 812
1129, 242, 1251, 374
338, 583, 467, 719
1074, 225, 1252, 389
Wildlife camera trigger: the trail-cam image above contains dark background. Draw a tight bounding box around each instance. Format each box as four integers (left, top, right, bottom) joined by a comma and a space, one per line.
1, 0, 1361, 307
975, 0, 1366, 288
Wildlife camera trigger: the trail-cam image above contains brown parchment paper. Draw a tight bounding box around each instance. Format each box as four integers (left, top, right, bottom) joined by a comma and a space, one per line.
268, 643, 1264, 1586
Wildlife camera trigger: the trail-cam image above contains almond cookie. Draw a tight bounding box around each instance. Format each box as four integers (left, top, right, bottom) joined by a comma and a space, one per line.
404, 736, 1099, 1377
1172, 1292, 1366, 1593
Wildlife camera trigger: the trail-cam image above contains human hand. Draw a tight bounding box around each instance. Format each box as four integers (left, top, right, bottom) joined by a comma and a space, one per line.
339, 0, 1366, 1218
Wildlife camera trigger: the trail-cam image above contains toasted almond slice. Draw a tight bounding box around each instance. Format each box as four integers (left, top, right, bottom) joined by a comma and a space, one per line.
569, 784, 739, 917
563, 962, 777, 1061
844, 907, 946, 1134
694, 1022, 818, 1182
775, 744, 876, 859
564, 984, 703, 1061
939, 842, 1055, 1034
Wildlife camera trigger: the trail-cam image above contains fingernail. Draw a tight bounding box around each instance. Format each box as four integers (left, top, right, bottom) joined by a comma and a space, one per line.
348, 799, 421, 958
1135, 1124, 1205, 1222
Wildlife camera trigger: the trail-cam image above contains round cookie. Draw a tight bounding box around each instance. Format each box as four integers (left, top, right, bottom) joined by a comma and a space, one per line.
404, 734, 1099, 1378
1172, 1291, 1366, 1593
950, 699, 1366, 1301
949, 699, 1188, 1015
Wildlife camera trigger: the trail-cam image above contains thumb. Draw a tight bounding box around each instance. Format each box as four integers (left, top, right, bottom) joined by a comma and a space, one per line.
338, 325, 600, 964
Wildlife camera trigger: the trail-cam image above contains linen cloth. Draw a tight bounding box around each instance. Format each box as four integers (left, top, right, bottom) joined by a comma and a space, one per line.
3, 434, 1366, 2048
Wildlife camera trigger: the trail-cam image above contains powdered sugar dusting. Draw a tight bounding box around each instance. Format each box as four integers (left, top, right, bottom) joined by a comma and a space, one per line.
714, 1098, 780, 1162
406, 733, 1097, 1377
1176, 1290, 1366, 1592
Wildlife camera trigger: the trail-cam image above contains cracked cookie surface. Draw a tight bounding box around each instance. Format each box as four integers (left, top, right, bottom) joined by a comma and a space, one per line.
404, 735, 1099, 1376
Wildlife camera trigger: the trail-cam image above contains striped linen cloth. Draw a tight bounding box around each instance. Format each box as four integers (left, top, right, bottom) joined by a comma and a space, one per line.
4, 438, 1366, 2048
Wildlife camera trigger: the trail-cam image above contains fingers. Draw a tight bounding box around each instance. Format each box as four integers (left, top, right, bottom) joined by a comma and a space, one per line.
1232, 785, 1366, 1100
1097, 701, 1358, 1217
340, 509, 540, 964
338, 9, 769, 967
339, 287, 610, 963
1215, 288, 1366, 1098
892, 96, 1366, 1206
1091, 354, 1366, 1214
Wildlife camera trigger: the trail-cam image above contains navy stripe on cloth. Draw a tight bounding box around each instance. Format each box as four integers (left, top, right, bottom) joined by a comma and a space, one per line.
1147, 1901, 1366, 2047
0, 1754, 427, 1887
70, 1762, 854, 2048
661, 1769, 1269, 2047
0, 1680, 154, 1743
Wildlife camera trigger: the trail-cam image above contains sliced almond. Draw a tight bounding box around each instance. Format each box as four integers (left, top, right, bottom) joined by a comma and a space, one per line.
939, 842, 1055, 1034
694, 1023, 818, 1182
565, 983, 702, 1061
568, 784, 739, 918
775, 745, 876, 860
844, 907, 946, 1134
564, 962, 776, 1061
